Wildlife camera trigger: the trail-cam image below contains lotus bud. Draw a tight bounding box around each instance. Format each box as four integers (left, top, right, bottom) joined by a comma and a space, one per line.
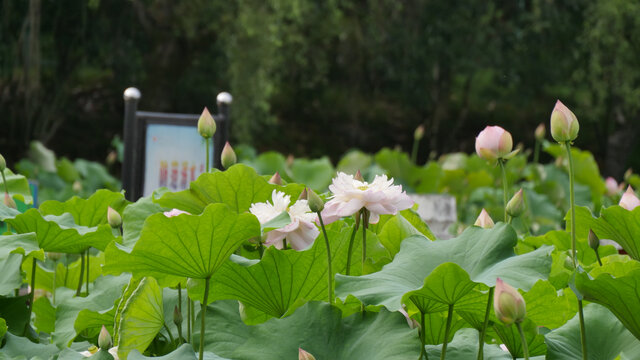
494, 278, 526, 326
534, 123, 546, 141
563, 255, 574, 271
3, 193, 16, 209
298, 188, 308, 201
624, 168, 633, 183
0, 154, 5, 171
298, 348, 316, 360
98, 325, 112, 349
105, 151, 117, 166
588, 229, 600, 251
286, 154, 295, 167
173, 305, 182, 327
354, 170, 364, 182
72, 180, 82, 193
107, 206, 122, 228
475, 126, 514, 162
306, 188, 324, 213
414, 125, 425, 141
605, 177, 621, 196
268, 172, 282, 185
550, 100, 579, 143
619, 186, 640, 211
474, 209, 494, 229
197, 107, 216, 139
221, 142, 237, 169
506, 189, 525, 218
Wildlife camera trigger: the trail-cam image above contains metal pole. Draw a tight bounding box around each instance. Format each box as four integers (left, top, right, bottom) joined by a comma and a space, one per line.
122, 87, 141, 201
215, 92, 232, 170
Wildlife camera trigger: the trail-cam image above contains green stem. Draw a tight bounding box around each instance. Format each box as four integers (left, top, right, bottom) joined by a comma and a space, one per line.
199, 276, 211, 360
533, 140, 540, 164
515, 322, 530, 360
163, 323, 175, 345
177, 283, 183, 342
85, 249, 90, 296
441, 304, 454, 360
205, 138, 210, 173
361, 209, 370, 275
595, 249, 603, 266
190, 299, 195, 342
411, 138, 420, 164
578, 300, 588, 360
477, 287, 494, 360
76, 253, 85, 297
419, 311, 428, 360
345, 212, 360, 275
1, 170, 9, 194
63, 254, 69, 287
27, 258, 36, 325
52, 260, 57, 305
317, 212, 333, 305
499, 159, 509, 222
187, 296, 191, 343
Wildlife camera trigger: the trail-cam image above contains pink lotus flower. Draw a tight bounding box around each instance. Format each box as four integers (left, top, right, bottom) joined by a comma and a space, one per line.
321, 172, 413, 224
605, 177, 622, 196
163, 209, 190, 217
494, 278, 526, 326
619, 186, 640, 211
298, 348, 316, 360
550, 100, 579, 143
475, 126, 513, 162
250, 190, 319, 250
474, 209, 495, 228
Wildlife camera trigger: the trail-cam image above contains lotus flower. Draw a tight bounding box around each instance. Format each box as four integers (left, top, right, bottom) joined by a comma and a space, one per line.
163, 208, 190, 217
250, 190, 319, 250
619, 186, 640, 211
474, 209, 494, 228
320, 172, 413, 224
299, 348, 316, 360
550, 100, 579, 143
475, 126, 513, 162
605, 177, 622, 196
494, 278, 526, 326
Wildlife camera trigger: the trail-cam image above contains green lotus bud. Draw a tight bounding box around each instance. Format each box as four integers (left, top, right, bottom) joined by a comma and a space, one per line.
563, 255, 574, 271
550, 100, 579, 143
588, 229, 600, 251
268, 172, 282, 185
107, 206, 122, 228
221, 142, 237, 169
506, 189, 525, 218
173, 305, 182, 327
3, 193, 16, 209
534, 123, 546, 141
98, 325, 112, 349
493, 278, 526, 326
197, 107, 216, 139
0, 154, 5, 171
414, 125, 425, 141
474, 209, 494, 229
306, 188, 324, 213
298, 348, 316, 360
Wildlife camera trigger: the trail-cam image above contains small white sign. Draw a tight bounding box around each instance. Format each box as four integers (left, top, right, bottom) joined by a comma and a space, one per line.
410, 194, 457, 239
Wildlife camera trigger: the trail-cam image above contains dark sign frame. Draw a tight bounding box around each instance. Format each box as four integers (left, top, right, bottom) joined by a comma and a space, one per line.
121, 88, 231, 201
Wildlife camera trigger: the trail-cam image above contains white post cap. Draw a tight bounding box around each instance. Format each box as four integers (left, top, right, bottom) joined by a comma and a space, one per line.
216, 92, 233, 105
123, 87, 141, 100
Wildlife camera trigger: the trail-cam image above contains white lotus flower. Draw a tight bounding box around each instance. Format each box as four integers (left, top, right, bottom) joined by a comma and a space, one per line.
249, 190, 319, 250
80, 346, 119, 359
163, 209, 190, 217
321, 172, 413, 224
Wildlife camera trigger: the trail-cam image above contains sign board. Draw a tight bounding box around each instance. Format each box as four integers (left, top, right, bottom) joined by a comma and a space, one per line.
121, 88, 232, 201
409, 194, 457, 239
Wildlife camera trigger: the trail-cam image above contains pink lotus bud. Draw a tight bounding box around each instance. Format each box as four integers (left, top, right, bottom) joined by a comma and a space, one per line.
268, 172, 282, 185
354, 170, 364, 182
605, 177, 621, 196
298, 187, 308, 201
534, 123, 546, 141
3, 193, 16, 209
619, 186, 640, 210
98, 325, 112, 349
475, 126, 513, 162
298, 348, 316, 360
399, 306, 420, 329
197, 107, 216, 139
550, 100, 579, 143
221, 142, 237, 169
287, 154, 295, 167
414, 125, 425, 141
494, 278, 526, 326
163, 208, 190, 217
107, 206, 122, 228
506, 189, 525, 218
474, 209, 494, 228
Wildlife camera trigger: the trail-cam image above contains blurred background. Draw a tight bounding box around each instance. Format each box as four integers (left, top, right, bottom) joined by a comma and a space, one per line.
1, 0, 639, 177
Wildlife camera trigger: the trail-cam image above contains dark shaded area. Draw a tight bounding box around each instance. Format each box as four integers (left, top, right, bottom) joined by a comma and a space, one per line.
1, 0, 639, 177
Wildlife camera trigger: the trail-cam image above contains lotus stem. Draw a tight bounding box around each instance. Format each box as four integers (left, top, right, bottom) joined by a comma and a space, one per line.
199, 276, 211, 360
76, 253, 85, 296
411, 138, 420, 164
163, 323, 175, 345
499, 159, 509, 222
441, 304, 454, 360
595, 250, 603, 266
419, 311, 428, 360
345, 211, 361, 275
52, 260, 57, 305
27, 258, 36, 328
205, 138, 210, 173
515, 322, 530, 360
533, 139, 541, 164
85, 249, 90, 296
187, 296, 191, 343
177, 283, 183, 342
317, 212, 333, 305
477, 287, 494, 360
361, 209, 370, 275
578, 300, 587, 359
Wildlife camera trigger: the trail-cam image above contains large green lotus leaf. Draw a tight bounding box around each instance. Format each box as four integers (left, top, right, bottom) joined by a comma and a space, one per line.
573, 205, 640, 261
0, 295, 29, 335
0, 233, 43, 261
493, 318, 546, 358
154, 164, 303, 214
22, 253, 103, 295
522, 280, 577, 329
4, 210, 114, 253
378, 213, 423, 256
404, 263, 478, 314
545, 303, 640, 359
121, 196, 166, 248
575, 265, 640, 341
521, 229, 617, 267
188, 223, 361, 317
127, 344, 230, 360
424, 328, 511, 359
103, 203, 259, 280
198, 300, 421, 359
0, 332, 60, 359
0, 254, 24, 296
0, 169, 34, 205
53, 275, 130, 347
0, 318, 6, 340
0, 204, 21, 221
374, 148, 414, 190
336, 223, 553, 311
39, 189, 127, 227
290, 157, 334, 192
247, 151, 291, 181
33, 296, 55, 334
422, 311, 469, 345
116, 277, 164, 360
